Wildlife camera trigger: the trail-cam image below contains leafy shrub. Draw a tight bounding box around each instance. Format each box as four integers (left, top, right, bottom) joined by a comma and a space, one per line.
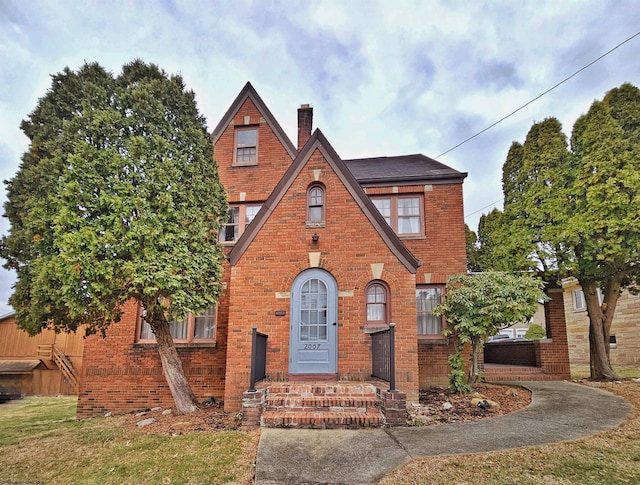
525, 323, 546, 339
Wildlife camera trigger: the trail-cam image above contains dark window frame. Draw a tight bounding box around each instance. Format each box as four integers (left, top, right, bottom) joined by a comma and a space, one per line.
371, 195, 424, 237
219, 204, 262, 244
137, 306, 217, 343
365, 280, 390, 328
233, 126, 258, 166
307, 183, 326, 223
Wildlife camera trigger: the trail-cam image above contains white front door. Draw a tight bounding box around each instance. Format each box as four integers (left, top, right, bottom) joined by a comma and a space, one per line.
289, 269, 338, 374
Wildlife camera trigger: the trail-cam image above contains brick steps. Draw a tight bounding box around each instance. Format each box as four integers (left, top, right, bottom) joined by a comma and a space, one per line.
266, 396, 378, 410
260, 382, 385, 429
261, 410, 384, 428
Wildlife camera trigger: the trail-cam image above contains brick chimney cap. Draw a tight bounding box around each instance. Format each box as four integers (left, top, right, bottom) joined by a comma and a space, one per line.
300, 103, 312, 109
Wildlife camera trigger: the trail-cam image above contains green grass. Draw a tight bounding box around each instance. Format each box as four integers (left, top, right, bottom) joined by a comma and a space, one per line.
571, 364, 640, 380
0, 397, 258, 484
380, 380, 640, 485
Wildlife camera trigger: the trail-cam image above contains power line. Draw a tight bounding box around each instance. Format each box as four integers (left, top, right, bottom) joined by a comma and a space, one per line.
437, 29, 640, 159
465, 198, 504, 220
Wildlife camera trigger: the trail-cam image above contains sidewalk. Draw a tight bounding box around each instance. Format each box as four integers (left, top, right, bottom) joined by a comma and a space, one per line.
254, 381, 632, 485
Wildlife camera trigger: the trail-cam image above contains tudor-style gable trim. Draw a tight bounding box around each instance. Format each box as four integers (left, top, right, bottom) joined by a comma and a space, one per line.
228, 129, 422, 273
211, 82, 297, 160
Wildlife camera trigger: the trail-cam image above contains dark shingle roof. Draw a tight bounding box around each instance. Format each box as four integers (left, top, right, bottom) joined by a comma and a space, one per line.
344, 154, 467, 185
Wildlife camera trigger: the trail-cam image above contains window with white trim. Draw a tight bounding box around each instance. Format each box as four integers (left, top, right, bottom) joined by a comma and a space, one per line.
573, 287, 603, 311
138, 306, 216, 342
573, 289, 586, 311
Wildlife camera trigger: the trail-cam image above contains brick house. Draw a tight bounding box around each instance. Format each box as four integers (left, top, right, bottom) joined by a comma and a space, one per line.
76, 82, 468, 419
563, 277, 640, 367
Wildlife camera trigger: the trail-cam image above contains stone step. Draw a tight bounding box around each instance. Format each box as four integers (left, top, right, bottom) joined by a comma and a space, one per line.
266, 382, 378, 397
261, 409, 385, 429
484, 364, 548, 382
265, 395, 378, 411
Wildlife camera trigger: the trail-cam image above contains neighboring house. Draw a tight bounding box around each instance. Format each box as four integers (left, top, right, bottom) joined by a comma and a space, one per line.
563, 278, 640, 367
76, 83, 570, 419
0, 312, 83, 395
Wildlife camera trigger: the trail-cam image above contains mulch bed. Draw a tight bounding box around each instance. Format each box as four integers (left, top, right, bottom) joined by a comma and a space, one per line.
411, 383, 532, 425
119, 383, 532, 434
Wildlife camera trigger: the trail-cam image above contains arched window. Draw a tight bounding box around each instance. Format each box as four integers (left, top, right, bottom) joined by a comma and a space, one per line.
307, 184, 325, 223
366, 281, 389, 326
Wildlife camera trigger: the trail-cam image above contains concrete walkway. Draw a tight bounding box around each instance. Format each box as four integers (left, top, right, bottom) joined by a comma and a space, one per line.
254, 381, 633, 485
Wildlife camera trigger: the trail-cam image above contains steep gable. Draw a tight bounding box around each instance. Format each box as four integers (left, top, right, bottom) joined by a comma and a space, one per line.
212, 82, 300, 203
228, 129, 421, 273
211, 82, 297, 159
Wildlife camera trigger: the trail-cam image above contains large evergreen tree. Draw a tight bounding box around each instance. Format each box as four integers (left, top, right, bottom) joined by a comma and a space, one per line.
1, 61, 227, 413
477, 83, 640, 380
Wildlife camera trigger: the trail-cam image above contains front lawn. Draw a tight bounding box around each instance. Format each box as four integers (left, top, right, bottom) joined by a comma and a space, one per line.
0, 396, 258, 484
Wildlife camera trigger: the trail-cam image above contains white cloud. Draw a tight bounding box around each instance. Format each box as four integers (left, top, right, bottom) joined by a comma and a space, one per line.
1, 0, 640, 311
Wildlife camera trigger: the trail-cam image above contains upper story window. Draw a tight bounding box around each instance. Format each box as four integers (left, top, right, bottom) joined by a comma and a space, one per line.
417, 286, 444, 337
138, 306, 216, 343
234, 128, 258, 166
366, 281, 389, 326
307, 184, 325, 223
219, 204, 261, 243
372, 195, 423, 237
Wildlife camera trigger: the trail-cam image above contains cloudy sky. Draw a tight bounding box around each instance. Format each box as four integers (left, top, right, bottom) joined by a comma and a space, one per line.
1, 0, 639, 315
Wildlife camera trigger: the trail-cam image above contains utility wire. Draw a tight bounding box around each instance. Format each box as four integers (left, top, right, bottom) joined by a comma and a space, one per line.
465, 198, 504, 219
438, 29, 640, 159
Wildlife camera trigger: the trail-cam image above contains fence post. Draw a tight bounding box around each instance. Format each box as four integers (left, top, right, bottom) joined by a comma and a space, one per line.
249, 326, 257, 392
389, 322, 396, 392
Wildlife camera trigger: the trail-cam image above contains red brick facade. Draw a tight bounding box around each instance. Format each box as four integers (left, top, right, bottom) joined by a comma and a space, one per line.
77, 300, 228, 417
76, 82, 470, 417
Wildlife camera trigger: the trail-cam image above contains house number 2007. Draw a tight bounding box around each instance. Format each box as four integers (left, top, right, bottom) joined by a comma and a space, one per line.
304, 344, 321, 350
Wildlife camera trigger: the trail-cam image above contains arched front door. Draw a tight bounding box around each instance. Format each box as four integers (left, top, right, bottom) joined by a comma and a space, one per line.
289, 269, 338, 374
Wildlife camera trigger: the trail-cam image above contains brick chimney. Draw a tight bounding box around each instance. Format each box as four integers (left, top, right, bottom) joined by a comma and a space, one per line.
297, 104, 313, 150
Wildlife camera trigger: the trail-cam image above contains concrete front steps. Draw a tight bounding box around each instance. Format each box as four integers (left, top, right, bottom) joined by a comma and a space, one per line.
260, 382, 385, 429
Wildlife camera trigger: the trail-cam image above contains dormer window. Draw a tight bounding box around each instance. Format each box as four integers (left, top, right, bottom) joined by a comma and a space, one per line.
234, 128, 258, 165
307, 184, 325, 224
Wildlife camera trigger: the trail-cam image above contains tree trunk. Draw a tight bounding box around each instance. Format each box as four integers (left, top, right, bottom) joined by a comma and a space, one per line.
149, 313, 200, 414
581, 278, 620, 381
468, 338, 482, 384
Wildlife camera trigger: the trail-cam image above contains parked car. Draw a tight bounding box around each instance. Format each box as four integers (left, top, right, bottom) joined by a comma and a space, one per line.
487, 334, 511, 342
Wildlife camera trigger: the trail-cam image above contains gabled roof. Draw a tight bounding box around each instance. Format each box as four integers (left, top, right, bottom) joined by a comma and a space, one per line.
210, 82, 298, 160
228, 129, 422, 273
344, 154, 467, 185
